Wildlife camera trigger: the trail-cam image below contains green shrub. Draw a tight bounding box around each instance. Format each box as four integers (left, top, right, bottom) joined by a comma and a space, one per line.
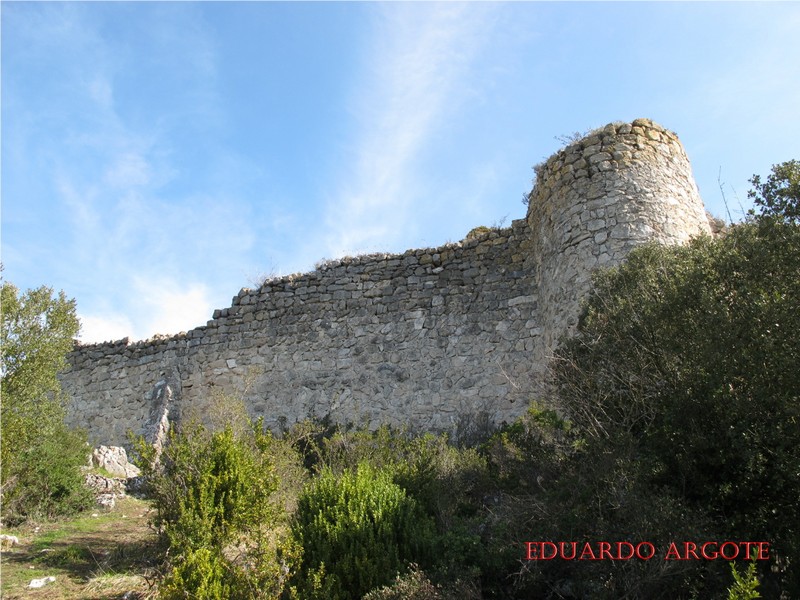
728, 557, 761, 600
4, 426, 93, 521
314, 425, 495, 589
290, 463, 436, 600
320, 425, 493, 525
136, 417, 291, 599
539, 215, 800, 596
147, 424, 275, 553
159, 546, 234, 600
482, 401, 575, 493
362, 565, 441, 600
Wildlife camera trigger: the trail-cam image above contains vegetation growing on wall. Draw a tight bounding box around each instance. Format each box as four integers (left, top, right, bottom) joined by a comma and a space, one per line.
530, 164, 800, 597
3, 160, 796, 599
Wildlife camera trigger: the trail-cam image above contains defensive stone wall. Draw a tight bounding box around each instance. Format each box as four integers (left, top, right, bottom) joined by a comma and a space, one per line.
62, 119, 713, 446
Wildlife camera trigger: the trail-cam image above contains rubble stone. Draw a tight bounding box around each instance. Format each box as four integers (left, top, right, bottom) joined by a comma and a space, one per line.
61, 120, 713, 444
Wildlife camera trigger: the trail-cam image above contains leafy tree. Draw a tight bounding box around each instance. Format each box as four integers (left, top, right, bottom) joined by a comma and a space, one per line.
1, 280, 91, 520
748, 159, 800, 222
1, 282, 80, 440
547, 214, 800, 596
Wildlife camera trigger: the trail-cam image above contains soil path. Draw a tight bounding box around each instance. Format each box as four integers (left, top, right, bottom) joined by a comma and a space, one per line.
0, 497, 159, 600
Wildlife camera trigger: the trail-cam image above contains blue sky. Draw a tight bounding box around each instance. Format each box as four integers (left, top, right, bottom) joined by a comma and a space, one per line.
3, 2, 799, 344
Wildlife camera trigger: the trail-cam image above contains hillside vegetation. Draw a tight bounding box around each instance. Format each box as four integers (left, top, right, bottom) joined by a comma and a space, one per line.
2, 161, 797, 598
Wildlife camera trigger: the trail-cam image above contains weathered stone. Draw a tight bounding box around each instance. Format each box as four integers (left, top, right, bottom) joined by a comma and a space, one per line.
91, 445, 140, 478
28, 577, 56, 589
96, 494, 116, 509
85, 471, 127, 495
61, 119, 713, 444
588, 151, 612, 164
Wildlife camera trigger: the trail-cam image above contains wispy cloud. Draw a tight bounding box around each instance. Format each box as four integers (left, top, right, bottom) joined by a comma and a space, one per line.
78, 276, 213, 343
104, 152, 153, 188
137, 278, 213, 338
2, 3, 259, 343
78, 313, 136, 345
323, 3, 497, 258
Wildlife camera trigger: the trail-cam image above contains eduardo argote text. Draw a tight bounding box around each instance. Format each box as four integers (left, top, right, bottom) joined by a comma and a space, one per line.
525, 541, 770, 561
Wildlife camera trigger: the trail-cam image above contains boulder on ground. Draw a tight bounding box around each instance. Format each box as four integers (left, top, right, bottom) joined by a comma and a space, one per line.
28, 576, 56, 589
96, 494, 116, 510
84, 472, 127, 496
90, 445, 141, 478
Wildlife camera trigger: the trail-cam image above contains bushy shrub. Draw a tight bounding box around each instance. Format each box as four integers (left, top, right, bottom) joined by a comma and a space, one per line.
290, 463, 436, 600
533, 215, 800, 597
159, 546, 233, 600
321, 425, 489, 517
136, 418, 293, 599
482, 401, 575, 493
2, 425, 93, 521
145, 424, 275, 552
362, 565, 442, 600
313, 425, 495, 589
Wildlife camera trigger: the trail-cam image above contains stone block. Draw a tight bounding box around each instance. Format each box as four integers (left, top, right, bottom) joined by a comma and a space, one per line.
61, 119, 712, 445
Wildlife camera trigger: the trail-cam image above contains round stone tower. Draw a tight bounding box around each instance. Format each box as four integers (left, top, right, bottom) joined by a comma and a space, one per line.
526, 118, 712, 370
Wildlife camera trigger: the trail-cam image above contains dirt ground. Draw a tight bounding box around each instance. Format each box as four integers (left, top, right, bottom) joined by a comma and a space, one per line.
0, 497, 159, 600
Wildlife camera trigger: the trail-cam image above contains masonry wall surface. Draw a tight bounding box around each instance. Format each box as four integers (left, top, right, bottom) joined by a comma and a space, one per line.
61, 119, 713, 446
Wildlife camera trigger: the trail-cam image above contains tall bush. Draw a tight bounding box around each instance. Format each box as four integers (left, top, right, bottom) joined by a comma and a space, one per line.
290, 463, 435, 600
137, 418, 293, 599
313, 425, 496, 589
545, 215, 800, 596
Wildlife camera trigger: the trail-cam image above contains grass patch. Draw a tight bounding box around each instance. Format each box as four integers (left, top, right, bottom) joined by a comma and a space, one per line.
34, 544, 96, 568
84, 573, 156, 599
0, 496, 159, 599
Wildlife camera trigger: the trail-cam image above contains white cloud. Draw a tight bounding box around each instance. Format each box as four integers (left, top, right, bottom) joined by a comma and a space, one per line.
323, 3, 497, 259
88, 76, 113, 110
78, 313, 136, 344
55, 172, 101, 235
104, 152, 153, 188
133, 276, 213, 338
26, 7, 262, 345
78, 276, 214, 344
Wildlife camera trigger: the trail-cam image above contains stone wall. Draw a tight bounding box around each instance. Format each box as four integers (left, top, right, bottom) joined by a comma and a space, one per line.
62, 119, 713, 446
